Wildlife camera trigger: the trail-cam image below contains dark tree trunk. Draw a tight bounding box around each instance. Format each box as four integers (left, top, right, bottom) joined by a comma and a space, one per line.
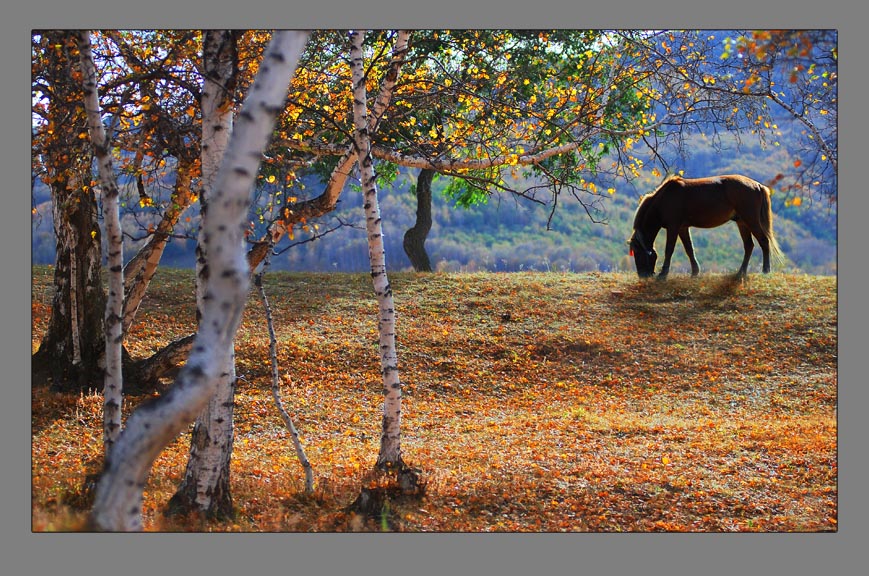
123, 334, 196, 394
403, 168, 435, 272
32, 187, 106, 391
32, 31, 106, 392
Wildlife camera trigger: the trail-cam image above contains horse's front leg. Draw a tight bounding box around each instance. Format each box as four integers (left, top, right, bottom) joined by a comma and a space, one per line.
657, 227, 679, 279
679, 227, 700, 276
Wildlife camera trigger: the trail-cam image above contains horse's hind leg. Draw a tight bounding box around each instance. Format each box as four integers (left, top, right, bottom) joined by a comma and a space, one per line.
756, 232, 772, 273
679, 227, 700, 276
745, 221, 773, 273
736, 221, 754, 277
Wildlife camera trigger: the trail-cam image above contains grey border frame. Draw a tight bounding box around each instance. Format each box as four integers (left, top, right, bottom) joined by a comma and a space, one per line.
7, 2, 861, 575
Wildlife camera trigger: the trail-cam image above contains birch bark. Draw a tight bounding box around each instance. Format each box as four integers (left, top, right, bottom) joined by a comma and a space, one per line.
90, 30, 309, 531
77, 30, 124, 453
349, 30, 404, 468
167, 29, 239, 519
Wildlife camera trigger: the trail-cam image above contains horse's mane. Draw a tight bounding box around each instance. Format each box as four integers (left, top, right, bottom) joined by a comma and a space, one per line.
632, 174, 681, 230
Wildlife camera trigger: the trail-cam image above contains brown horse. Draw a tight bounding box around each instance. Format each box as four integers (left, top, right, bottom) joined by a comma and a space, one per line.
628, 174, 784, 279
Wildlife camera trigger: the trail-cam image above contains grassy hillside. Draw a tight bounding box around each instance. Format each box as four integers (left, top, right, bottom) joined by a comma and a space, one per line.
269, 166, 837, 276
31, 266, 837, 532
31, 140, 838, 276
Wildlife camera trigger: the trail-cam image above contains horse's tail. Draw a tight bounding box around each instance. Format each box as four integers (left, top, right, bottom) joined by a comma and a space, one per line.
760, 184, 785, 266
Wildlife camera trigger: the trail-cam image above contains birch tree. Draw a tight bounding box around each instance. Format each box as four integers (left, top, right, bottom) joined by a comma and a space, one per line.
167, 29, 241, 519
77, 30, 124, 453
349, 30, 404, 468
91, 30, 309, 531
169, 31, 411, 510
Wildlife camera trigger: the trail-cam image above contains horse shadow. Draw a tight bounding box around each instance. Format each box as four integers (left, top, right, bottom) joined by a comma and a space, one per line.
616, 274, 749, 323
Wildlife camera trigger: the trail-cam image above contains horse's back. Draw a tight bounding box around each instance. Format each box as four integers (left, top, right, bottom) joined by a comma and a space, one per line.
666, 175, 769, 228
682, 174, 765, 194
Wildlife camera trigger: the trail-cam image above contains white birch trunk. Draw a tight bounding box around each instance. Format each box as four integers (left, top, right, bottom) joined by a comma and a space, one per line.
91, 30, 309, 531
77, 30, 124, 453
349, 30, 404, 468
167, 29, 240, 518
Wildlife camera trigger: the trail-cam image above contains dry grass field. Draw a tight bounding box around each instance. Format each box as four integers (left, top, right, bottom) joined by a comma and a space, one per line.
31, 267, 837, 531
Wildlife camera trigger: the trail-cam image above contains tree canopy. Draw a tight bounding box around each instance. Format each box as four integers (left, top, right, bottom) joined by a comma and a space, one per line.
33, 29, 838, 271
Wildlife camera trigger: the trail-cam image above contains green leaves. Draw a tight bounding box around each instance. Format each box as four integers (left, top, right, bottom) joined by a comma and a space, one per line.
442, 173, 490, 208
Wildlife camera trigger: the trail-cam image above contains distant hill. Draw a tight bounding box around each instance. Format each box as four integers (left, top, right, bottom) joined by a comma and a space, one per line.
32, 132, 837, 276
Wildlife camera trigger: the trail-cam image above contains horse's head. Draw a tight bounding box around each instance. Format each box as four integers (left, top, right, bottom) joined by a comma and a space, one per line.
629, 231, 657, 278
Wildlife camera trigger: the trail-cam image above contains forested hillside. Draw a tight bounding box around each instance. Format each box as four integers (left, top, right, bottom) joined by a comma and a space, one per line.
31, 130, 838, 275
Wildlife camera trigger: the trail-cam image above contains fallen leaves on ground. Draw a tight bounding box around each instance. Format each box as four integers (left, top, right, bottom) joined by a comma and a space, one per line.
31, 267, 837, 532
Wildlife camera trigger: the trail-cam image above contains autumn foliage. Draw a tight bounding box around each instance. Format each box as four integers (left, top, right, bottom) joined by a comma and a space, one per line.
31, 266, 836, 532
